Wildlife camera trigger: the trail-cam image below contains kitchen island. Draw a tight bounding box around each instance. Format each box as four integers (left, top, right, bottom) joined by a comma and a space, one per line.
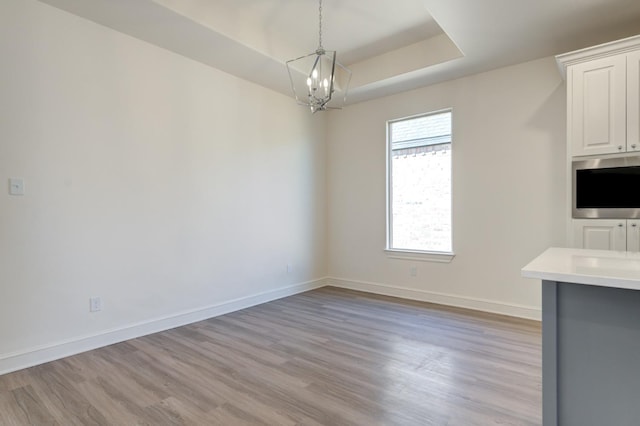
522, 247, 640, 426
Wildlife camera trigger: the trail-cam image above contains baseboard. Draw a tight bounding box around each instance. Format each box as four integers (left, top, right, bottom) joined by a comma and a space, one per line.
1, 276, 541, 376
328, 277, 542, 321
0, 278, 327, 376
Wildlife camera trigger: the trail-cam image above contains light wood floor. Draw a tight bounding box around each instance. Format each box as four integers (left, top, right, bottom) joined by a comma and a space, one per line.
0, 287, 541, 425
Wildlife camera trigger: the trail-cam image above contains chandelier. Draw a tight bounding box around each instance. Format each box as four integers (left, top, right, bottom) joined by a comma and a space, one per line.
286, 0, 351, 113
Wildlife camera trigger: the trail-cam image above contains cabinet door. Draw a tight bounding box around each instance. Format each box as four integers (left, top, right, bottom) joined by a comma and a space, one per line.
573, 219, 627, 251
627, 220, 640, 252
570, 55, 627, 156
628, 51, 640, 152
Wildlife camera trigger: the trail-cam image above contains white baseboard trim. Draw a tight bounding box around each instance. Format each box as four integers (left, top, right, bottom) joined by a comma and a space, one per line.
328, 277, 541, 321
1, 276, 540, 376
0, 278, 327, 376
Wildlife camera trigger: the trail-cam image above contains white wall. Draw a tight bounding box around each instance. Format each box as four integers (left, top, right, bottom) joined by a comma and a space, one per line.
327, 57, 567, 319
0, 0, 327, 372
0, 0, 568, 375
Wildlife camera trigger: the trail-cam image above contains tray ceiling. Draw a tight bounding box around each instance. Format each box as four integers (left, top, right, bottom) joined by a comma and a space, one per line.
37, 0, 640, 104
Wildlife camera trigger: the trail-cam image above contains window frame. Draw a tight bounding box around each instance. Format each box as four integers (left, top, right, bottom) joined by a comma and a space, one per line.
385, 109, 455, 263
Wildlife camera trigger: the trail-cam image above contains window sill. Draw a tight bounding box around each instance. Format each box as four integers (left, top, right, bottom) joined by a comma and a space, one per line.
384, 249, 455, 263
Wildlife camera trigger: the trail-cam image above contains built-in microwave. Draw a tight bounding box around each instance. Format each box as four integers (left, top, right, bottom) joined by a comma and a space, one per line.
572, 155, 640, 218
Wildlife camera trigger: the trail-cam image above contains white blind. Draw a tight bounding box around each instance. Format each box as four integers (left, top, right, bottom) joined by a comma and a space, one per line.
390, 112, 452, 152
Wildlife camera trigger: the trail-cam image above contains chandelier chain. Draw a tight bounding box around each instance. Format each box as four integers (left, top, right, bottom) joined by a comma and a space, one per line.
318, 0, 323, 49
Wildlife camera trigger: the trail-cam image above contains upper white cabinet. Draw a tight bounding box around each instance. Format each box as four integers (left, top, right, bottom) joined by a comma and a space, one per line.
628, 50, 640, 154
558, 35, 640, 157
569, 56, 627, 156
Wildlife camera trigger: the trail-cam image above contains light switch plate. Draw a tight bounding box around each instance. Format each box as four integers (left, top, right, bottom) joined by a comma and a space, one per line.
9, 178, 25, 196
89, 297, 102, 312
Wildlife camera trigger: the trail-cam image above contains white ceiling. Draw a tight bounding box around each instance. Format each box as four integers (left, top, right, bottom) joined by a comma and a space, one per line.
38, 0, 640, 105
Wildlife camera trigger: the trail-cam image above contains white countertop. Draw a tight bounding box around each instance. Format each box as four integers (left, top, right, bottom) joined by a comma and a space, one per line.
522, 247, 640, 291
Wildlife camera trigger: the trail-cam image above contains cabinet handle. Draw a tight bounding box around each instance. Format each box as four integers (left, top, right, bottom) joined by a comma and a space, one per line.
619, 223, 624, 227
633, 144, 638, 149
618, 145, 623, 150
633, 223, 638, 228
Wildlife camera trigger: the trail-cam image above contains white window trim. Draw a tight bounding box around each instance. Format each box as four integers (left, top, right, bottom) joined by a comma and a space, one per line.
386, 108, 454, 263
384, 248, 455, 263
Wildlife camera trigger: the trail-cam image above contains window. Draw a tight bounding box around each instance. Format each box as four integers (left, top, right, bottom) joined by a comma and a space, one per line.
387, 110, 452, 257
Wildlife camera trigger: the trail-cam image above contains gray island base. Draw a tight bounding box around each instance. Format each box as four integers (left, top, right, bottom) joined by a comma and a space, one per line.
523, 247, 640, 426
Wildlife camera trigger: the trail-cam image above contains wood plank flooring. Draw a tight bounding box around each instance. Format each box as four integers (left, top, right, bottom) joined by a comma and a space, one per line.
0, 287, 542, 425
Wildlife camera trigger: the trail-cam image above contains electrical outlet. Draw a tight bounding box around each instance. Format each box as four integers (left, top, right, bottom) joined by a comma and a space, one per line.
89, 297, 102, 312
9, 178, 25, 196
286, 263, 293, 274
410, 266, 417, 277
